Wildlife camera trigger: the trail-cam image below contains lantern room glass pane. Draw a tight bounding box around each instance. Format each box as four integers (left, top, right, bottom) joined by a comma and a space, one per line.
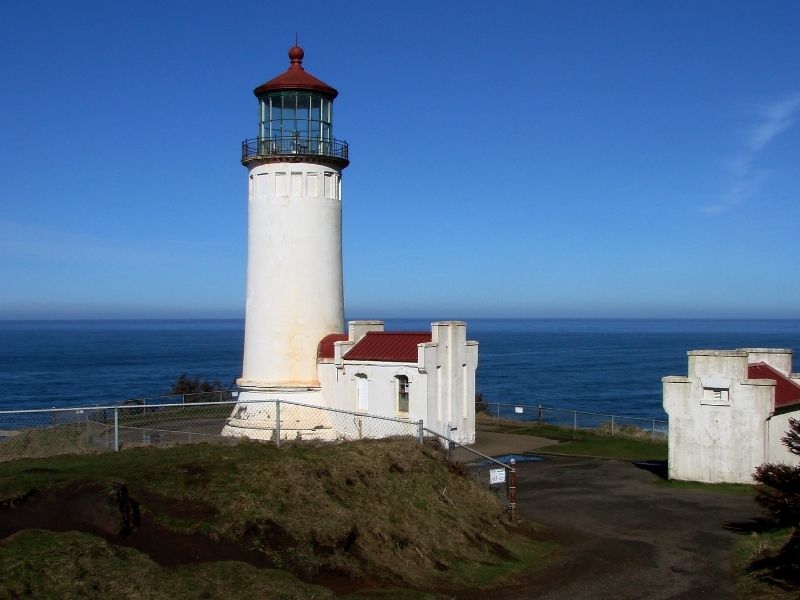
259, 91, 335, 147
296, 94, 309, 122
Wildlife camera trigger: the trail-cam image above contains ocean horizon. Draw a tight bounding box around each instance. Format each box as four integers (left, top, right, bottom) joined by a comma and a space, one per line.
2, 318, 800, 419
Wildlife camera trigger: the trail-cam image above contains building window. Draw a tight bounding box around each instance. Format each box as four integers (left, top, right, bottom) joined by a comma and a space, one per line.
396, 375, 409, 414
356, 373, 368, 411
701, 387, 730, 406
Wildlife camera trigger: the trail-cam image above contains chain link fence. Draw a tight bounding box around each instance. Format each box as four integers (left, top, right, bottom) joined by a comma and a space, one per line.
0, 397, 516, 515
0, 399, 422, 460
423, 427, 515, 518
223, 399, 421, 444
480, 402, 668, 440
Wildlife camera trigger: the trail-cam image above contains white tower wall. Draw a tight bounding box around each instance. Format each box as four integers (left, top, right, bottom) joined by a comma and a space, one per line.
239, 161, 344, 388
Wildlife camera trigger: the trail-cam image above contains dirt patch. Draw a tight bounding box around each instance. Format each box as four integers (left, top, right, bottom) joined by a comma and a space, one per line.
0, 480, 138, 538
0, 481, 268, 568
134, 487, 219, 521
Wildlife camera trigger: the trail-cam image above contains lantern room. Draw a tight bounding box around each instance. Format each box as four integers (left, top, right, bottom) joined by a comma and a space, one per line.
242, 45, 349, 167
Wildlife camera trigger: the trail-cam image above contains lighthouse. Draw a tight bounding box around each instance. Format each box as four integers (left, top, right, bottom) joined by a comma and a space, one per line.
224, 46, 478, 444
238, 45, 348, 392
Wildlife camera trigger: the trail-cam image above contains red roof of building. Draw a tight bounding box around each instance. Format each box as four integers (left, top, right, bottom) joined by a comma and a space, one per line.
343, 332, 432, 363
317, 333, 348, 360
254, 45, 338, 98
748, 362, 800, 409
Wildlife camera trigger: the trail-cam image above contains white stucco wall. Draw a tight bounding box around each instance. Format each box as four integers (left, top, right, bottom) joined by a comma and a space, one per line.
744, 348, 793, 376
330, 362, 426, 419
419, 322, 478, 444
319, 321, 478, 444
766, 410, 800, 466
239, 161, 344, 388
663, 348, 800, 484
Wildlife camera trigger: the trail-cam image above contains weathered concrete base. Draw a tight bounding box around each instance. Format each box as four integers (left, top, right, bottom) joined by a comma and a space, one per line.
222, 388, 339, 442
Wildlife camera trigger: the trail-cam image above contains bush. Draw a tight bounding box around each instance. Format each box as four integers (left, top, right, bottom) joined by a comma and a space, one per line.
168, 374, 231, 403
753, 417, 800, 575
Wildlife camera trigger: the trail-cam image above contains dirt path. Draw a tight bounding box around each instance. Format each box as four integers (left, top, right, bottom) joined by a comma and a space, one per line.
500, 456, 760, 599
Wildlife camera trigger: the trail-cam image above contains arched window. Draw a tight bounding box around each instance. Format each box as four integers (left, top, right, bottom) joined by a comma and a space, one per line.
396, 375, 409, 414
355, 373, 369, 411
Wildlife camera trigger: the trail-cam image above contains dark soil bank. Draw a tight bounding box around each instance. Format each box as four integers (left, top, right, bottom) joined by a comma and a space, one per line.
0, 481, 271, 568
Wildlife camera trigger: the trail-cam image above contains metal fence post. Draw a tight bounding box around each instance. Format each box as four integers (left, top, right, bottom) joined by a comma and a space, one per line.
538, 404, 543, 426
417, 419, 424, 445
275, 400, 281, 448
611, 415, 615, 437
652, 419, 655, 441
509, 458, 517, 522
114, 407, 120, 452
496, 403, 500, 422
573, 410, 577, 432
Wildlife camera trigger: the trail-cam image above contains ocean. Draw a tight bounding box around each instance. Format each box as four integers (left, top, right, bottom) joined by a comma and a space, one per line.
1, 319, 799, 419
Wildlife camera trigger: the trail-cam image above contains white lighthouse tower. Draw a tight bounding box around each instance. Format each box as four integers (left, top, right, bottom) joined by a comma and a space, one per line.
223, 45, 349, 437
223, 46, 479, 445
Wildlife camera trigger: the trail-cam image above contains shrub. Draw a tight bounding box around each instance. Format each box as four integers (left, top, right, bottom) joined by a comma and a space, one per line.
168, 374, 231, 403
753, 417, 800, 574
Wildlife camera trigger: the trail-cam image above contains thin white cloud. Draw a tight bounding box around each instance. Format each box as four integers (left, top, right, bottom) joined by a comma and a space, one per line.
747, 92, 800, 152
703, 91, 800, 214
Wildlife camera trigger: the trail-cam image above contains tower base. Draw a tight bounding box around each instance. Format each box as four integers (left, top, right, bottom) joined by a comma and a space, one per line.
221, 387, 340, 442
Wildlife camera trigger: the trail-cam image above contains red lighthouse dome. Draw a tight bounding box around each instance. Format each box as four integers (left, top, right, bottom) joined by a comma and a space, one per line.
253, 45, 338, 98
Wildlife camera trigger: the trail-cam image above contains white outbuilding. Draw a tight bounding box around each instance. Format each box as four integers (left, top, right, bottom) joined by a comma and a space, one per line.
222, 47, 478, 444
663, 348, 800, 483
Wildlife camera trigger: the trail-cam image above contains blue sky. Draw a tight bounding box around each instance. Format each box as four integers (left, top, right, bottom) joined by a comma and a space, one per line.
1, 1, 799, 319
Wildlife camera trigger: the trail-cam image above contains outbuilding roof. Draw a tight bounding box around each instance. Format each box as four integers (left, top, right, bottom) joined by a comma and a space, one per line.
254, 45, 338, 98
343, 332, 432, 363
748, 362, 800, 409
317, 333, 348, 360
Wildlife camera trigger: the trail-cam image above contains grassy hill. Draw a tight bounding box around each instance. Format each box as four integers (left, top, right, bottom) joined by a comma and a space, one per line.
0, 439, 553, 598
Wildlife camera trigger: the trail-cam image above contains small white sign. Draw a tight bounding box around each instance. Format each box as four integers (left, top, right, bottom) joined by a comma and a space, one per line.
514, 406, 524, 414
490, 468, 506, 485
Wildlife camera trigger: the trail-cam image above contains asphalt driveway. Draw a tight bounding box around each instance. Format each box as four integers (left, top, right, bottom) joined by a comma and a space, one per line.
500, 455, 761, 599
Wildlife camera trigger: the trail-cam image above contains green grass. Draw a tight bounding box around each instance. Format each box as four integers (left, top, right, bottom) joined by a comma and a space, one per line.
0, 406, 235, 462
541, 437, 667, 461
440, 534, 556, 588
733, 527, 797, 599
0, 529, 333, 600
656, 478, 757, 495
0, 424, 102, 461
0, 439, 554, 596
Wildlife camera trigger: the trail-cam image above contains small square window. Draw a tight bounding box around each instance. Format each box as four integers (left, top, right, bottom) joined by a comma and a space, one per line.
701, 387, 730, 406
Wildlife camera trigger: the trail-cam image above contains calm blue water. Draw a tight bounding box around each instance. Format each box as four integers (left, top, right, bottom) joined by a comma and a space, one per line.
2, 319, 800, 419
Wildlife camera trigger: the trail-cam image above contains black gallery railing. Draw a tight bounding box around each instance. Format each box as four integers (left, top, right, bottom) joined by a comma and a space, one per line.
242, 137, 349, 162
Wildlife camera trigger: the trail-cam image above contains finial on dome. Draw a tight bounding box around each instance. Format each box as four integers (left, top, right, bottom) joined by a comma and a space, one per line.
289, 44, 304, 68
